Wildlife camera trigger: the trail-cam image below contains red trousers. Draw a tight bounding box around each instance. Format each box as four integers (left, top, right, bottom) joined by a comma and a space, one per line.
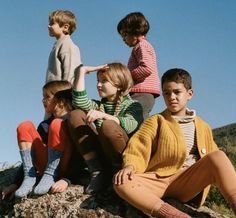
17, 119, 72, 176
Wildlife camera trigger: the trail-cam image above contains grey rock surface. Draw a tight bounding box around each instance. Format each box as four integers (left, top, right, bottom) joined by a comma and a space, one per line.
0, 167, 231, 218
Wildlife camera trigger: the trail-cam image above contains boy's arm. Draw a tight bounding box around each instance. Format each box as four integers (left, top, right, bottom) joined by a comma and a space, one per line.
60, 52, 72, 81
130, 42, 157, 83
122, 115, 159, 173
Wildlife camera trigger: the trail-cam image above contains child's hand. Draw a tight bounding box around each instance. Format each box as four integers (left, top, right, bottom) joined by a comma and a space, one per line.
86, 110, 106, 124
86, 110, 120, 125
79, 64, 108, 75
1, 184, 18, 200
50, 179, 68, 193
113, 165, 134, 185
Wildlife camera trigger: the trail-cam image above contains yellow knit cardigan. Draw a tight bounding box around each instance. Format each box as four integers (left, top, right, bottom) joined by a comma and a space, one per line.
123, 109, 218, 207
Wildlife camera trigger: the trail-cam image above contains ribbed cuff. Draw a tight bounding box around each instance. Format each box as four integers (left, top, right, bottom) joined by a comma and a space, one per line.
61, 178, 71, 185
72, 89, 87, 97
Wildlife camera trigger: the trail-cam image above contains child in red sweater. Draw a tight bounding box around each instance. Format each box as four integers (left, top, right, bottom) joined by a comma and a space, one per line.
117, 12, 161, 119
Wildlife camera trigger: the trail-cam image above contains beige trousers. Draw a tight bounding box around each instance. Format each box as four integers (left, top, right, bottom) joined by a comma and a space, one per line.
114, 151, 236, 215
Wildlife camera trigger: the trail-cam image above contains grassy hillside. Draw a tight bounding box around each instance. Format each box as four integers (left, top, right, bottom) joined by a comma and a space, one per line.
205, 123, 236, 217
213, 123, 236, 176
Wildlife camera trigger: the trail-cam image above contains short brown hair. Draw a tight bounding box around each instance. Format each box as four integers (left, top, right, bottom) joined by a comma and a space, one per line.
43, 80, 73, 111
117, 12, 150, 36
161, 68, 192, 90
49, 10, 77, 35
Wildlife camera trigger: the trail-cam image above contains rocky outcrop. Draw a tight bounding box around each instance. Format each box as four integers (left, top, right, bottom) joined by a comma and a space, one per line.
0, 167, 231, 218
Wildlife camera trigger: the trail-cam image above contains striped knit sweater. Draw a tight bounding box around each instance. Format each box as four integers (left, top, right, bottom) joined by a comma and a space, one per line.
128, 37, 160, 97
72, 89, 143, 134
173, 109, 200, 168
123, 109, 218, 206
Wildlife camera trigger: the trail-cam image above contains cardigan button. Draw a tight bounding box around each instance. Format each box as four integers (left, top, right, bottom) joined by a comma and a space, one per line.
201, 148, 206, 154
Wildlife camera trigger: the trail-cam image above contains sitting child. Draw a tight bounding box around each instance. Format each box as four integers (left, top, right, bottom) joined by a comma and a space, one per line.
2, 81, 74, 198
114, 68, 236, 217
68, 63, 144, 194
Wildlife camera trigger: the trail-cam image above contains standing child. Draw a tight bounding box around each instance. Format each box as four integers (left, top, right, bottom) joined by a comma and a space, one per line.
13, 81, 74, 198
114, 68, 236, 217
46, 10, 82, 84
117, 12, 161, 119
68, 63, 143, 194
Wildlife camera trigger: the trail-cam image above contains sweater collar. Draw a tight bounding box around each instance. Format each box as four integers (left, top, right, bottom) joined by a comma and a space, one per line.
172, 108, 196, 123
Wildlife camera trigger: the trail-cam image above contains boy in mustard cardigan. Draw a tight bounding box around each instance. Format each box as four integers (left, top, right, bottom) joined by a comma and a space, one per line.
113, 68, 236, 217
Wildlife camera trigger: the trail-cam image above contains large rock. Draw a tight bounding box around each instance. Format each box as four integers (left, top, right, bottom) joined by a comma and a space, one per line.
0, 167, 231, 218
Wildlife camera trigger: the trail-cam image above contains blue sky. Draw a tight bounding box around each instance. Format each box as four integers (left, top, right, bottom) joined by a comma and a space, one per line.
0, 0, 235, 164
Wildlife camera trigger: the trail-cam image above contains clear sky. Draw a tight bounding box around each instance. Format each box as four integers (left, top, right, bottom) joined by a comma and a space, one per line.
0, 0, 235, 164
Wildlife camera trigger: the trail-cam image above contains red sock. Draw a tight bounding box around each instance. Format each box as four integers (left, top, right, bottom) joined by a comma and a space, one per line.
153, 202, 191, 218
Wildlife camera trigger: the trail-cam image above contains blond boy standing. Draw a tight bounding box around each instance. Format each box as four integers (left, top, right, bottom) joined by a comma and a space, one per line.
46, 10, 82, 84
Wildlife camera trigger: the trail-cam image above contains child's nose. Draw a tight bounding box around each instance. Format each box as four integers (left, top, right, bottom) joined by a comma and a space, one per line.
169, 93, 176, 100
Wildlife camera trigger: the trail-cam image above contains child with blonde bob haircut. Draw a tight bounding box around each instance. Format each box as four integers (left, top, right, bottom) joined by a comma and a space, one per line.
46, 10, 82, 83
68, 63, 143, 194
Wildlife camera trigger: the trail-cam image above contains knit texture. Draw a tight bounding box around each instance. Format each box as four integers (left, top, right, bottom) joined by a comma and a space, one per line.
15, 149, 36, 198
122, 109, 218, 206
34, 148, 62, 195
46, 35, 82, 83
72, 90, 143, 134
128, 37, 160, 97
154, 203, 191, 218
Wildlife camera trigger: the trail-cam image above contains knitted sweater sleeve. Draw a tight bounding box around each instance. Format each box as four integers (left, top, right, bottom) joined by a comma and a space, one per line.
58, 38, 82, 81
117, 101, 144, 135
122, 115, 158, 172
204, 122, 219, 152
129, 41, 157, 83
72, 89, 98, 111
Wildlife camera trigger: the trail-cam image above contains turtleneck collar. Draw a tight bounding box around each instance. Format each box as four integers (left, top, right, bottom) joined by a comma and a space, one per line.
172, 108, 196, 123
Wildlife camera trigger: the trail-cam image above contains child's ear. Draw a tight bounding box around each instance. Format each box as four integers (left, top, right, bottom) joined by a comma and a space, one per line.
188, 89, 194, 100
63, 24, 70, 33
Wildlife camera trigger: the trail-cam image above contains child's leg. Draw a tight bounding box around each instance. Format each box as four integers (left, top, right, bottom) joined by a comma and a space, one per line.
164, 150, 236, 214
130, 93, 155, 119
15, 121, 45, 197
68, 109, 105, 194
98, 120, 129, 169
47, 119, 72, 177
114, 173, 190, 218
34, 119, 70, 195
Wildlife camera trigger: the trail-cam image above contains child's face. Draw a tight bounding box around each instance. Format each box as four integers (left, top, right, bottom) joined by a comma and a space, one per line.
42, 89, 56, 114
48, 22, 68, 39
162, 81, 193, 116
120, 31, 138, 47
97, 73, 119, 102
